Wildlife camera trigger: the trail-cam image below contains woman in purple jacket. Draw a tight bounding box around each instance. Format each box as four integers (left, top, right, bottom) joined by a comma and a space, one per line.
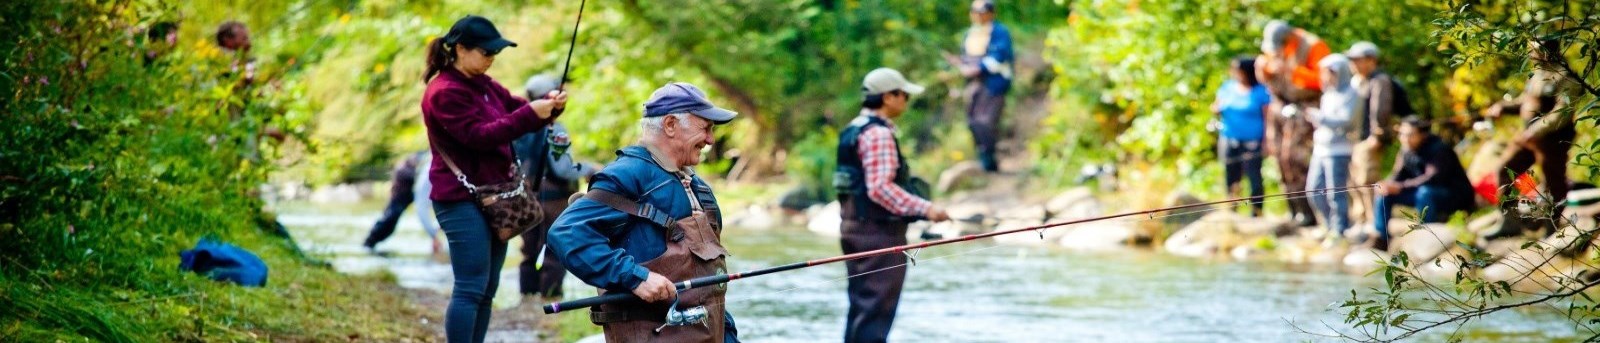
420, 15, 567, 343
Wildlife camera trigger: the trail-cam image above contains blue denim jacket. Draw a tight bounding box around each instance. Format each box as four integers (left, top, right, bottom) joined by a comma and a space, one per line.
547, 145, 737, 340
965, 22, 1014, 94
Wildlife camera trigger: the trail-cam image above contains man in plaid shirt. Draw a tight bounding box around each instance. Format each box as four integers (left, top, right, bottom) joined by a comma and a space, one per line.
834, 67, 951, 343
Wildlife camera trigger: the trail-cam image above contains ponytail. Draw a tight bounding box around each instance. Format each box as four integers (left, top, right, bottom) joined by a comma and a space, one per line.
423, 38, 454, 83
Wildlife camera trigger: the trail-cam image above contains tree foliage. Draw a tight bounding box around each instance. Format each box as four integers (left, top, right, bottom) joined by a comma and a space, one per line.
1, 0, 429, 340
1045, 0, 1451, 190
1317, 0, 1600, 341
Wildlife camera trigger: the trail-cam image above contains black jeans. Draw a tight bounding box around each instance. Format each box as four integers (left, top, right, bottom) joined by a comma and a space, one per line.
967, 86, 1006, 172
1221, 138, 1265, 216
362, 185, 414, 248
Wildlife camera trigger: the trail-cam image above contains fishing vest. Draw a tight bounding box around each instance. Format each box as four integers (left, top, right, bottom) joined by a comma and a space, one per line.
834, 114, 930, 223
585, 172, 728, 343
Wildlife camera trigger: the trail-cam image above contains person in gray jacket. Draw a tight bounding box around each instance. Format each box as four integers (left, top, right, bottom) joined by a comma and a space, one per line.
1306, 54, 1357, 242
515, 74, 601, 297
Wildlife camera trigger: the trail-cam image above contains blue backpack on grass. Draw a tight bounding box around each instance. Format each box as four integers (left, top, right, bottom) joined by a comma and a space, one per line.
179, 237, 268, 287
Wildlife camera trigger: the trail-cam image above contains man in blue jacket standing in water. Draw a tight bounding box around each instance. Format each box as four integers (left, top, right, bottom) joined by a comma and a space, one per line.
548, 82, 739, 342
944, 0, 1013, 172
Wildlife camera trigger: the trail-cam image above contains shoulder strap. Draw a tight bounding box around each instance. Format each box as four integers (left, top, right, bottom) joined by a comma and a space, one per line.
429, 141, 478, 192
585, 189, 676, 229
429, 139, 528, 193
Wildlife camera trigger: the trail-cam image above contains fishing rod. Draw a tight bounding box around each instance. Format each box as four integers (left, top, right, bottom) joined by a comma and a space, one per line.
533, 0, 586, 272
556, 0, 585, 90
542, 184, 1374, 314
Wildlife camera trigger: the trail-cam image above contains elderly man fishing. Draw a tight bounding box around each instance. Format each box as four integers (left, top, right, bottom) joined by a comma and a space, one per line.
547, 82, 739, 342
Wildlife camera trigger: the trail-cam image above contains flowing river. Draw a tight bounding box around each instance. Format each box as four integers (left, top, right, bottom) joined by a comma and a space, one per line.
279, 200, 1584, 342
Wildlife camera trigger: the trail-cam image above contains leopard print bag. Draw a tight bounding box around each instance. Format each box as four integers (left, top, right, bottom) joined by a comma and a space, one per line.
434, 149, 543, 242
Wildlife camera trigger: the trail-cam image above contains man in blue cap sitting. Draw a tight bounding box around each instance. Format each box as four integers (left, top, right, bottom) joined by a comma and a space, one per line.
548, 82, 739, 342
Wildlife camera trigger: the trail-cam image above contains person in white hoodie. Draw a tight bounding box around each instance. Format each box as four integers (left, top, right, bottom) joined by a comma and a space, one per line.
1306, 53, 1357, 240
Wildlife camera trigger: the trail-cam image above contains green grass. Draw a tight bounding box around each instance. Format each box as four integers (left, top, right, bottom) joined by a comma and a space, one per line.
0, 232, 435, 342
556, 308, 603, 342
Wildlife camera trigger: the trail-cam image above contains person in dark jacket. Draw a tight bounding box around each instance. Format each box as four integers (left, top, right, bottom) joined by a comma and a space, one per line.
361, 151, 444, 255
420, 15, 566, 343
943, 0, 1014, 172
835, 68, 953, 343
548, 82, 740, 343
1372, 116, 1475, 251
515, 74, 601, 298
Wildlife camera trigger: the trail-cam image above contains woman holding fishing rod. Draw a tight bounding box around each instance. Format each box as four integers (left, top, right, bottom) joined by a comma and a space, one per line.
420, 15, 567, 343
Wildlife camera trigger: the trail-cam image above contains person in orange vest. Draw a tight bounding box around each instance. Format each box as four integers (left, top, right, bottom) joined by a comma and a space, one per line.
1256, 20, 1332, 227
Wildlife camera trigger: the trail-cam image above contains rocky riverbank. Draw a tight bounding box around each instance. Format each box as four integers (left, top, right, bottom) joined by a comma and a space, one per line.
728, 170, 1600, 295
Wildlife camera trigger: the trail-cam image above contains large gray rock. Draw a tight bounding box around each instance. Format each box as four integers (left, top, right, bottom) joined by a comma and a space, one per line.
1057, 222, 1138, 251
806, 201, 842, 237
1343, 248, 1392, 275
727, 205, 779, 231
1391, 223, 1457, 265
1468, 212, 1502, 236
1160, 192, 1210, 227
992, 219, 1059, 246
945, 202, 994, 223
1044, 187, 1096, 217
777, 185, 828, 212
1234, 214, 1297, 237
1417, 246, 1471, 280
936, 160, 987, 193
1231, 244, 1270, 261
1485, 254, 1594, 294
1275, 240, 1312, 264
998, 204, 1049, 224
1308, 245, 1351, 265
1481, 235, 1560, 291
1164, 212, 1239, 257
1482, 221, 1600, 290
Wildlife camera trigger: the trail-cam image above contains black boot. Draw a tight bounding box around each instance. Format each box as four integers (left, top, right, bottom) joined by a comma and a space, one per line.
978, 151, 999, 173
1372, 236, 1390, 252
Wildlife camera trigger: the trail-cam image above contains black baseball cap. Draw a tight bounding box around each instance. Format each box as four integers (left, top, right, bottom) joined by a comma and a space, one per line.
445, 15, 517, 54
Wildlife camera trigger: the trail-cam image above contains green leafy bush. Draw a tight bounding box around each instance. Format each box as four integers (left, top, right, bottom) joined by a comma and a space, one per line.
1, 0, 429, 340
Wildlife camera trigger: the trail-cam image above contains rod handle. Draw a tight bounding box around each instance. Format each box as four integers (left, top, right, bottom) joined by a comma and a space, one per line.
543, 292, 637, 314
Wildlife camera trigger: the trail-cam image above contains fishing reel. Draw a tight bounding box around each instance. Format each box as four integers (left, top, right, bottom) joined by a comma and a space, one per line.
654, 297, 710, 333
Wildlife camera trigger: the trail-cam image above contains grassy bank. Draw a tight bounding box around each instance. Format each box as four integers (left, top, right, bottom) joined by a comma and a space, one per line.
0, 1, 439, 340
3, 263, 433, 342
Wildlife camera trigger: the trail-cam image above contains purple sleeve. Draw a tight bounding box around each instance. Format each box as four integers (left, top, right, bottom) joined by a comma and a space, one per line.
429, 87, 549, 150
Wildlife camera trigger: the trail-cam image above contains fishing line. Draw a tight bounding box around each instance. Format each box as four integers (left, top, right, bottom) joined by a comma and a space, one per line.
544, 185, 1376, 314
704, 186, 1368, 308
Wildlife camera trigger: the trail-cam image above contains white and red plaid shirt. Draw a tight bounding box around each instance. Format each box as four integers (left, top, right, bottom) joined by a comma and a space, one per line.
856, 110, 931, 217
